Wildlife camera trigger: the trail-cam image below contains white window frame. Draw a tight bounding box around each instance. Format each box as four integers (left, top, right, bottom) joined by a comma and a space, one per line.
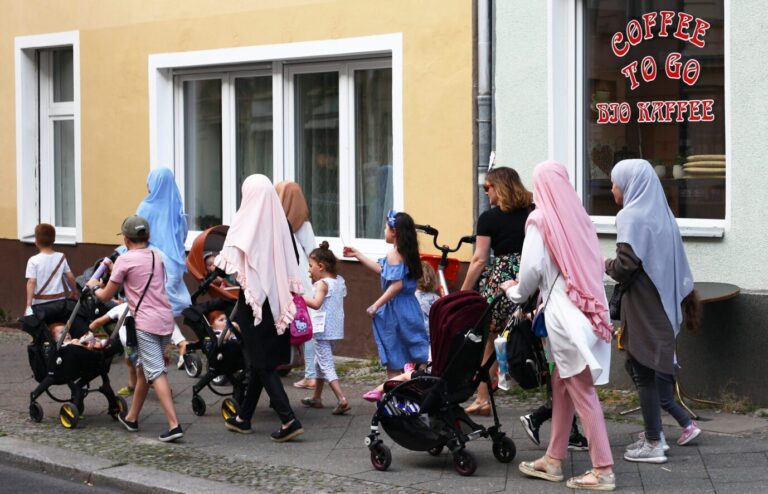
548, 0, 729, 238
15, 31, 81, 244
149, 34, 403, 258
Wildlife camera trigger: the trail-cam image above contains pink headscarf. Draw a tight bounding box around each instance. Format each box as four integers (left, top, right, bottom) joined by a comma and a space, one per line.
215, 175, 304, 334
527, 161, 612, 342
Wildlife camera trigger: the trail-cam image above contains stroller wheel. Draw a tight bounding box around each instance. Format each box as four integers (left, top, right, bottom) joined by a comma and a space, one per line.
221, 398, 239, 421
184, 354, 203, 378
29, 402, 44, 423
59, 403, 80, 429
370, 442, 392, 471
427, 445, 444, 456
492, 436, 516, 463
192, 395, 207, 416
110, 396, 128, 420
453, 449, 477, 476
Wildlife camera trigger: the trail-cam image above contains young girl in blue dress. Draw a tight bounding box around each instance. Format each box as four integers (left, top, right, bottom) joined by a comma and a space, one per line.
344, 210, 429, 379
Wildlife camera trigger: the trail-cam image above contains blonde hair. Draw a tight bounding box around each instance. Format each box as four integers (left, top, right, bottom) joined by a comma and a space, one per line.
417, 261, 439, 293
487, 167, 533, 212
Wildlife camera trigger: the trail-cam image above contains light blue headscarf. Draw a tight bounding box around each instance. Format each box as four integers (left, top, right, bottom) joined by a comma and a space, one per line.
136, 167, 191, 315
611, 159, 694, 336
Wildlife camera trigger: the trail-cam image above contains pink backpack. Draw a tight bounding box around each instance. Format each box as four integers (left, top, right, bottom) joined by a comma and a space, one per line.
289, 294, 313, 345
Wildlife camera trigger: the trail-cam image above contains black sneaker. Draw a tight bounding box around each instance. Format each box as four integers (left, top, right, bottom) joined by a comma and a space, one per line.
520, 414, 541, 446
270, 420, 304, 443
117, 412, 138, 432
568, 431, 589, 451
225, 417, 253, 434
159, 425, 184, 442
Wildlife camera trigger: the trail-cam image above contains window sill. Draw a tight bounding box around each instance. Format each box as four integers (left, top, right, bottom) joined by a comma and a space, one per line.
20, 232, 78, 245
592, 217, 725, 238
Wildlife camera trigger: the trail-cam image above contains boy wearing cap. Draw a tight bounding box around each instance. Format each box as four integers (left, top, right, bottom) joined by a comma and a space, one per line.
87, 215, 183, 442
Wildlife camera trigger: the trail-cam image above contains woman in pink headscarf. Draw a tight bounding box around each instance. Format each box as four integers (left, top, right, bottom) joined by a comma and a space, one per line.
501, 161, 615, 491
216, 174, 305, 442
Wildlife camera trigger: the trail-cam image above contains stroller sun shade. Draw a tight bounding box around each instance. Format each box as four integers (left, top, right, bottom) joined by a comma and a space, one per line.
187, 225, 240, 300
428, 290, 489, 377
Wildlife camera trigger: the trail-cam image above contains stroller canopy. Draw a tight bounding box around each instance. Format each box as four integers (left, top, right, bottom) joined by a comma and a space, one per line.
428, 290, 489, 377
187, 225, 240, 300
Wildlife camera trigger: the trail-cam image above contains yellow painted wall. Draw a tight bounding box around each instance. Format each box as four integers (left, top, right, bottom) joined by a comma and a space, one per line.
0, 0, 475, 258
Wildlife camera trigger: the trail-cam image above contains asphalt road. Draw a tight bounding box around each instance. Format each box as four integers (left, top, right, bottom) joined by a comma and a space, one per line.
0, 462, 125, 494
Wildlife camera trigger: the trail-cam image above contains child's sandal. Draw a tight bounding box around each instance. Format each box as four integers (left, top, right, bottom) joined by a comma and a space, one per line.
300, 397, 323, 409
332, 400, 351, 415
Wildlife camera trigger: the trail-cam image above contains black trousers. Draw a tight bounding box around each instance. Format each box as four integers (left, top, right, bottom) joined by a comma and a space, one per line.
238, 324, 296, 425
626, 356, 663, 441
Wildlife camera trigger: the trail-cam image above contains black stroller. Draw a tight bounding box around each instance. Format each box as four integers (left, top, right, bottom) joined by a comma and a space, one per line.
365, 291, 515, 476
182, 290, 246, 419
22, 291, 127, 429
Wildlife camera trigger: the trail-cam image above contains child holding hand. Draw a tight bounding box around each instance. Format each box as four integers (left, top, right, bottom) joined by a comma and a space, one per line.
299, 242, 350, 415
344, 210, 428, 380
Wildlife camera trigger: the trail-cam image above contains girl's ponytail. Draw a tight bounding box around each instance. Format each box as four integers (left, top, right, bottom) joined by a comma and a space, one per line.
392, 211, 422, 280
682, 290, 701, 334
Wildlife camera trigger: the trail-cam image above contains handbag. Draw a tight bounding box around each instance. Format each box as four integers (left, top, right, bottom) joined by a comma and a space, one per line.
531, 273, 559, 338
609, 262, 642, 320
289, 294, 313, 345
505, 314, 548, 389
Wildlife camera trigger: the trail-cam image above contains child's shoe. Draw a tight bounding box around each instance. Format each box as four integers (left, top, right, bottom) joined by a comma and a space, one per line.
117, 386, 134, 396
332, 399, 351, 415
300, 397, 323, 408
362, 389, 384, 402
677, 421, 701, 446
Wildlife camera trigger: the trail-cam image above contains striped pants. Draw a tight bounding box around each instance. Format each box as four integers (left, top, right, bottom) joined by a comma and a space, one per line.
547, 367, 613, 468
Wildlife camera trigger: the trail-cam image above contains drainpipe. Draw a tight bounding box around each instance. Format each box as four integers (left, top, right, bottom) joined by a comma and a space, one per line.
476, 0, 493, 217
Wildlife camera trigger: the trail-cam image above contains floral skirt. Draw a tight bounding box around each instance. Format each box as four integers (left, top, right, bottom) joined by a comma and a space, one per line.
479, 253, 521, 333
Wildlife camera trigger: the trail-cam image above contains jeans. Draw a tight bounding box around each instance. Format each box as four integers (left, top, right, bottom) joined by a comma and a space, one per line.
626, 357, 663, 441
303, 340, 316, 379
656, 371, 692, 428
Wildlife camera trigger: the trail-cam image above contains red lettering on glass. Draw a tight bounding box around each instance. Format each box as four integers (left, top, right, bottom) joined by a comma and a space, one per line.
637, 101, 653, 122
682, 59, 701, 86
627, 20, 643, 45
641, 56, 657, 82
611, 32, 629, 57
674, 12, 694, 42
621, 60, 640, 90
659, 10, 675, 37
688, 100, 703, 122
641, 12, 657, 40
690, 18, 711, 48
701, 99, 715, 121
665, 52, 682, 79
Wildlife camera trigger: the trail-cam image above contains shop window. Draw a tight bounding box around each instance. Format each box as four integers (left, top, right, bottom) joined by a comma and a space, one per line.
175, 59, 393, 240
15, 32, 80, 243
583, 0, 725, 219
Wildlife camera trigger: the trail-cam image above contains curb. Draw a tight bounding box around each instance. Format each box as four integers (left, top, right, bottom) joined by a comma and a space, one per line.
0, 436, 259, 494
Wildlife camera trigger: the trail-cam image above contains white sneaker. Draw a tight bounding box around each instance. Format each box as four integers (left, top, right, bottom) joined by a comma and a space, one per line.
624, 439, 668, 463
626, 431, 669, 452
177, 354, 185, 370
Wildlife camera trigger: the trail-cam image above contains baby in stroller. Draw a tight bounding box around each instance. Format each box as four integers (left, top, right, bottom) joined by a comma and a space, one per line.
22, 288, 126, 429
364, 290, 516, 477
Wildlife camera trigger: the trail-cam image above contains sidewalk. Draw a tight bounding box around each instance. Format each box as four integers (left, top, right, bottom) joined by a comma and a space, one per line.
0, 329, 766, 493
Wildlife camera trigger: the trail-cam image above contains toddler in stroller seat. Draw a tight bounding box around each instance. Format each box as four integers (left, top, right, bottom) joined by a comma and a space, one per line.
182, 298, 245, 418
22, 289, 127, 429
364, 290, 516, 476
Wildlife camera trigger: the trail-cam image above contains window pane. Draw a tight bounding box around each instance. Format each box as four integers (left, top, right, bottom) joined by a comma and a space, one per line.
183, 79, 222, 231
235, 76, 273, 207
584, 1, 725, 219
52, 49, 73, 103
294, 72, 339, 237
354, 68, 393, 239
53, 119, 75, 227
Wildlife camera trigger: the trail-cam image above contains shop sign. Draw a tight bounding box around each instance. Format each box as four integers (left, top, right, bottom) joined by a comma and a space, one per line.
596, 11, 715, 124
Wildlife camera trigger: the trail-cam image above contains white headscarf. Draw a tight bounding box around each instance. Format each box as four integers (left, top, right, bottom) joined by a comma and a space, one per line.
611, 159, 694, 336
216, 175, 304, 334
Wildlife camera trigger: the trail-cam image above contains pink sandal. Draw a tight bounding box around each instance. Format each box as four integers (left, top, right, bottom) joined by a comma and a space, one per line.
363, 389, 384, 402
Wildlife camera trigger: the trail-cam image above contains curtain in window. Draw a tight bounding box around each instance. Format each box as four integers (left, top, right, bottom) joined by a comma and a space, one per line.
354, 68, 393, 239
235, 76, 273, 207
294, 72, 339, 237
183, 79, 222, 231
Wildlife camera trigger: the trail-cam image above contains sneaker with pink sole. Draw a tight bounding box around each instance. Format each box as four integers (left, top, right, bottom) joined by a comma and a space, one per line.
677, 421, 701, 446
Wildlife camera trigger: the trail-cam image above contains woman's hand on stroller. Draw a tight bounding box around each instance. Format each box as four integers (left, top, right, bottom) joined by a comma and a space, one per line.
500, 279, 518, 291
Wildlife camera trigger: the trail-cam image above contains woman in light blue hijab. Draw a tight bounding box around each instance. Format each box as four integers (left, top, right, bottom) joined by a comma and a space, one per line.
136, 167, 191, 316
605, 159, 698, 464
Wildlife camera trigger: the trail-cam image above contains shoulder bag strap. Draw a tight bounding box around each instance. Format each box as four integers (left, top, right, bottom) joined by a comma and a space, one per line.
540, 272, 561, 313
133, 251, 156, 316
34, 254, 67, 298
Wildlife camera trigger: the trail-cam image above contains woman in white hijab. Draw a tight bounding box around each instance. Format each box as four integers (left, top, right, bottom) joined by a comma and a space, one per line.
605, 159, 697, 464
217, 174, 305, 442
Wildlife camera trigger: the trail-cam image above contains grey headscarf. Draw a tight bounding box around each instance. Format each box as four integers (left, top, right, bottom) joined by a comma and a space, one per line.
611, 159, 694, 336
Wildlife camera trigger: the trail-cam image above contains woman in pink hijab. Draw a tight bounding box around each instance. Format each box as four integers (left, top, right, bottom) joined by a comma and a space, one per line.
216, 174, 305, 442
502, 161, 615, 491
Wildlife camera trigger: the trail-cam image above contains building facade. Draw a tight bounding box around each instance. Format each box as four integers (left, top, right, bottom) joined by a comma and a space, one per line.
1, 0, 480, 358
495, 0, 768, 404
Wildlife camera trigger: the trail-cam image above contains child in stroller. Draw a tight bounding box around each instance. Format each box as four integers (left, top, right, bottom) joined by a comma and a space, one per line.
364, 290, 516, 477
22, 288, 127, 429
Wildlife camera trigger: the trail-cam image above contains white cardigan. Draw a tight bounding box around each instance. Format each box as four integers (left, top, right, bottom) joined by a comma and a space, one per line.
505, 224, 611, 385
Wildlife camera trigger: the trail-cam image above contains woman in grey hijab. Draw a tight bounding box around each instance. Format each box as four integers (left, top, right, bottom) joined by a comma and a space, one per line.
605, 159, 699, 465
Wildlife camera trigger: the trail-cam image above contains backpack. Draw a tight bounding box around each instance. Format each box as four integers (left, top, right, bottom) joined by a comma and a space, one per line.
505, 314, 548, 390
